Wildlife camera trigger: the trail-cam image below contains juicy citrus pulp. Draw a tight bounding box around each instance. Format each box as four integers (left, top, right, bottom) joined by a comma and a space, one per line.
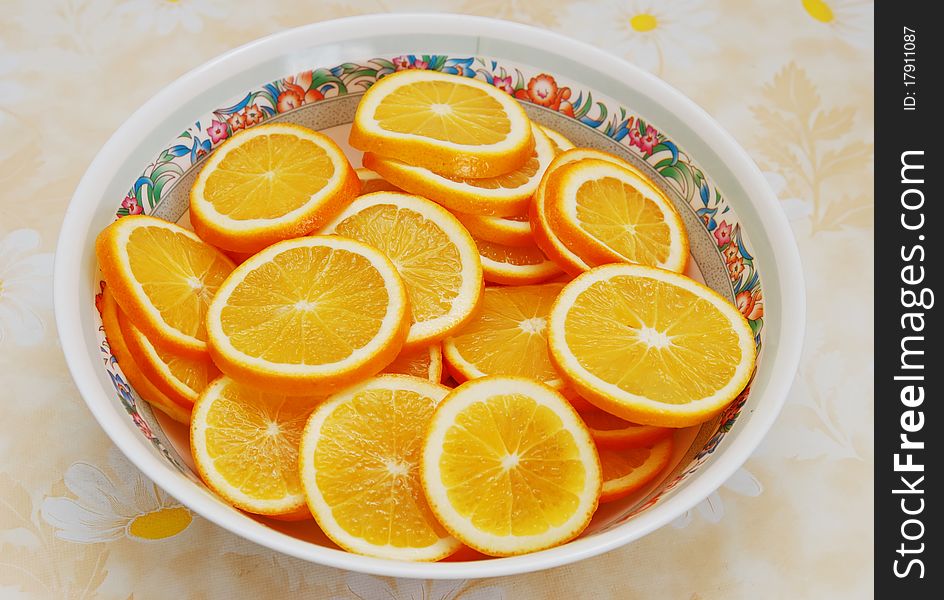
96, 215, 235, 357
350, 69, 534, 178
299, 375, 461, 560
362, 124, 554, 217
443, 283, 565, 388
320, 192, 483, 347
121, 317, 220, 409
548, 264, 756, 427
383, 344, 443, 382
190, 123, 360, 253
190, 376, 318, 515
530, 148, 646, 276
545, 158, 689, 271
475, 235, 562, 285
421, 377, 601, 556
206, 236, 410, 395
599, 436, 674, 503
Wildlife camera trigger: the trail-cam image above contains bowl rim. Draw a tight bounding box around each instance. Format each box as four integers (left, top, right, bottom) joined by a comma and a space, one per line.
54, 13, 805, 579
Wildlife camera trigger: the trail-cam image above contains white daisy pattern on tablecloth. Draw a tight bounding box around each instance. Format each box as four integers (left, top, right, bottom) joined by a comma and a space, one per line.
563, 0, 717, 76
41, 449, 193, 543
670, 467, 763, 528
800, 0, 873, 49
0, 229, 53, 347
117, 0, 225, 35
337, 574, 501, 600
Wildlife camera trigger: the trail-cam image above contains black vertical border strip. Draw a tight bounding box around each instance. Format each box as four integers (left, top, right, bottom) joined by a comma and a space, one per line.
875, 2, 939, 596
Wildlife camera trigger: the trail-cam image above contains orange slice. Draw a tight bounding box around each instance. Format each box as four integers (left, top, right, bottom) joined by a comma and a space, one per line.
545, 158, 689, 271
599, 436, 674, 503
564, 392, 595, 413
530, 148, 641, 276
443, 283, 566, 389
383, 344, 443, 382
299, 375, 461, 560
96, 215, 235, 357
350, 69, 534, 178
548, 264, 757, 427
190, 376, 319, 516
578, 407, 673, 449
452, 211, 532, 247
99, 286, 191, 423
549, 272, 578, 284
362, 124, 554, 217
474, 235, 561, 285
189, 123, 360, 253
538, 124, 575, 154
421, 377, 601, 556
355, 167, 402, 194
121, 315, 220, 410
206, 236, 410, 395
320, 192, 484, 347
222, 249, 254, 265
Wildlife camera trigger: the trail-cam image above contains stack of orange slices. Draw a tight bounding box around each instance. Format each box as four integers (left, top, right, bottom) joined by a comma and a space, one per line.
94, 69, 757, 560
353, 70, 565, 287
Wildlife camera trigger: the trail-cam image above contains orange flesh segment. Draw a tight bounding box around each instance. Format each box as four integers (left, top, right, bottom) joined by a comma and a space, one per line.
220, 245, 389, 365
446, 284, 562, 383
158, 347, 218, 397
203, 383, 313, 501
601, 446, 653, 480
375, 80, 510, 144
477, 238, 547, 267
440, 147, 540, 190
314, 387, 450, 547
439, 393, 587, 536
598, 437, 673, 502
383, 345, 439, 380
204, 133, 334, 220
564, 276, 742, 404
331, 203, 462, 324
125, 226, 233, 342
574, 176, 672, 264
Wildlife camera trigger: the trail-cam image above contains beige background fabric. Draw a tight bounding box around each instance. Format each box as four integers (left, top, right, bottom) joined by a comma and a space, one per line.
0, 1, 873, 598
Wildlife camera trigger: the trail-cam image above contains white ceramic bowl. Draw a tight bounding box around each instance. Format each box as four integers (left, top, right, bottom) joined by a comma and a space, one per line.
54, 14, 804, 579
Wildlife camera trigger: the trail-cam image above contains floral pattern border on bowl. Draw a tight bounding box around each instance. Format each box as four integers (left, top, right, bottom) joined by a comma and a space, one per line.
103, 53, 764, 522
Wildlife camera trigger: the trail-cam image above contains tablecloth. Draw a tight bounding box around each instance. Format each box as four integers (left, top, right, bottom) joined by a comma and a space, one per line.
0, 1, 873, 597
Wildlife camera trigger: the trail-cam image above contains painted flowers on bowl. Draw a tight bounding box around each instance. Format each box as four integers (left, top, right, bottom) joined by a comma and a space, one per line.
206, 120, 229, 144
515, 73, 575, 117
276, 72, 325, 113
737, 288, 764, 321
120, 195, 143, 216
227, 111, 247, 133
493, 74, 514, 94
714, 220, 733, 246
393, 55, 430, 71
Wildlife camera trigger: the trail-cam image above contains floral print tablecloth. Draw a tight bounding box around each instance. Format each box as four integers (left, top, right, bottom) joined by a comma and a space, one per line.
0, 1, 873, 598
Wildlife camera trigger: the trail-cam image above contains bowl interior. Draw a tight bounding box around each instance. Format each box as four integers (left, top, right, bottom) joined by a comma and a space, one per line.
58, 16, 799, 579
